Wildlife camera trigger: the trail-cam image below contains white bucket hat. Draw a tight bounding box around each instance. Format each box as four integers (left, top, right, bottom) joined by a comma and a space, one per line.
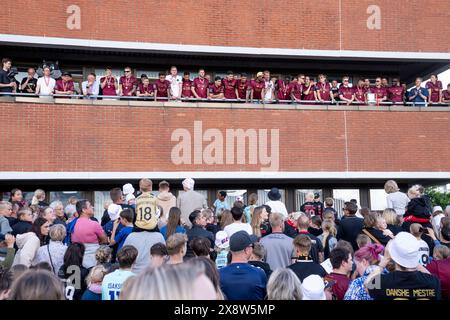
122, 183, 135, 196
301, 275, 326, 300
107, 203, 122, 221
389, 232, 420, 268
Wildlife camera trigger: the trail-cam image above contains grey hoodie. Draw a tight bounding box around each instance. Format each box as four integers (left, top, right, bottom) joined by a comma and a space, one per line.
156, 191, 177, 220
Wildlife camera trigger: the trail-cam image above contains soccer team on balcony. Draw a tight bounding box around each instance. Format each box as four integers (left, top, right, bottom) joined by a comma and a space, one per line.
1, 58, 450, 105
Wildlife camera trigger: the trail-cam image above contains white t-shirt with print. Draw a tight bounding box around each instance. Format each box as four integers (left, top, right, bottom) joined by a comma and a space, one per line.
165, 74, 182, 98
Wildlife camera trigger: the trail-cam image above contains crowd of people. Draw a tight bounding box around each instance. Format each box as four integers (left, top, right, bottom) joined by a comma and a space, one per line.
0, 179, 450, 300
1, 58, 449, 105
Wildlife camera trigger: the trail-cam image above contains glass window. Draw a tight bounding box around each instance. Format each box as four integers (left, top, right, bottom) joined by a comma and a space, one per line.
295, 189, 322, 211
2, 191, 34, 204
370, 189, 388, 211
49, 191, 83, 205
94, 191, 110, 221
215, 190, 248, 209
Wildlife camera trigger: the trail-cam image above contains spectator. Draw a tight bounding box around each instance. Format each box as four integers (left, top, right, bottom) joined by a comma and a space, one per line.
313, 193, 324, 218
267, 268, 302, 300
344, 243, 384, 300
65, 196, 78, 222
309, 215, 323, 237
288, 234, 327, 281
366, 232, 441, 300
259, 212, 294, 270
109, 208, 134, 251
33, 224, 67, 275
297, 214, 324, 263
119, 67, 136, 96
284, 211, 301, 238
0, 267, 12, 300
12, 217, 49, 267
159, 207, 185, 240
190, 236, 211, 258
177, 178, 207, 228
81, 265, 107, 300
101, 245, 137, 300
156, 180, 176, 224
326, 247, 353, 300
100, 67, 118, 96
0, 201, 12, 234
248, 242, 272, 279
35, 67, 55, 96
58, 243, 89, 300
70, 200, 108, 268
219, 231, 267, 300
213, 191, 230, 217
166, 233, 187, 265
219, 209, 233, 230
432, 206, 445, 238
188, 256, 225, 299
150, 243, 168, 268
10, 264, 28, 281
11, 208, 33, 236
300, 192, 316, 217
103, 187, 126, 233
426, 246, 450, 300
20, 67, 37, 94
426, 74, 443, 104
31, 189, 48, 208
50, 201, 67, 226
39, 207, 56, 225
81, 72, 100, 98
318, 220, 338, 260
203, 208, 219, 235
440, 225, 450, 249
120, 263, 216, 300
243, 193, 258, 224
403, 186, 432, 230
54, 72, 74, 96
382, 208, 403, 235
224, 206, 253, 237
362, 211, 393, 246
134, 178, 159, 232
215, 231, 230, 269
9, 188, 26, 210
0, 58, 16, 93
301, 274, 327, 300
408, 77, 429, 106
9, 270, 64, 300
265, 188, 288, 219
337, 201, 363, 251
410, 223, 430, 266
384, 180, 410, 216
94, 245, 114, 272
191, 68, 209, 99
186, 210, 215, 258
0, 234, 16, 269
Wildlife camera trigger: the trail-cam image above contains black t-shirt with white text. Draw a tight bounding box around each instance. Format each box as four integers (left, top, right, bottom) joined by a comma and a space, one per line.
368, 271, 441, 300
20, 77, 37, 93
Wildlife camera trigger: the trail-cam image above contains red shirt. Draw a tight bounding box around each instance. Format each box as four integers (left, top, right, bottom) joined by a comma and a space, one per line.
325, 273, 350, 300
302, 83, 316, 101
315, 82, 332, 101
276, 79, 289, 100
251, 79, 265, 100
138, 83, 154, 95
55, 79, 74, 92
154, 79, 170, 98
222, 78, 237, 99
442, 90, 450, 102
353, 86, 367, 103
192, 77, 209, 99
119, 76, 136, 96
100, 76, 117, 96
370, 86, 387, 100
288, 82, 302, 100
426, 81, 442, 102
209, 83, 224, 96
236, 80, 249, 99
181, 79, 193, 98
339, 86, 354, 100
388, 85, 404, 103
426, 258, 450, 300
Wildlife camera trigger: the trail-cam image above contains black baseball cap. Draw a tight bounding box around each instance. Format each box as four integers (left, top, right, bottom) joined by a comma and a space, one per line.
230, 231, 254, 252
62, 71, 72, 77
314, 193, 320, 199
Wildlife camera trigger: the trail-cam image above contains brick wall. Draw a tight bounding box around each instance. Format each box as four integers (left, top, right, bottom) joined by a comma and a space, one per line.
0, 102, 449, 172
2, 0, 449, 53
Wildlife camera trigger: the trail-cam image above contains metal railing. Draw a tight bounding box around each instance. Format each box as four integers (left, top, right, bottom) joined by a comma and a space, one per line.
1, 92, 449, 107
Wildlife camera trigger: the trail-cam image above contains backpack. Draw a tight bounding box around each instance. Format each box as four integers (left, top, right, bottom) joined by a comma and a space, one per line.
64, 218, 78, 245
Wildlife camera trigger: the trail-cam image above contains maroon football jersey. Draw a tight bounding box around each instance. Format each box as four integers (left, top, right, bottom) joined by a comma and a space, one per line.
302, 83, 316, 101
251, 79, 265, 100
138, 83, 154, 95
236, 80, 249, 99
388, 85, 404, 103
100, 76, 117, 96
222, 78, 237, 99
370, 86, 387, 100
287, 82, 302, 100
182, 79, 193, 98
209, 84, 224, 96
119, 76, 136, 96
192, 77, 209, 99
339, 86, 354, 100
55, 80, 74, 92
155, 80, 170, 98
426, 81, 442, 102
315, 82, 332, 101
353, 86, 367, 103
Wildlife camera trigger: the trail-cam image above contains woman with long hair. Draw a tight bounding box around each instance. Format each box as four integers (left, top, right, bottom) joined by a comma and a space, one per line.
58, 242, 89, 300
250, 206, 269, 239
31, 189, 48, 207
317, 220, 337, 260
159, 207, 186, 240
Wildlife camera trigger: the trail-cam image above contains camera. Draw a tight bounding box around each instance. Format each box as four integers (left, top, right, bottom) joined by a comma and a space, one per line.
7, 67, 18, 80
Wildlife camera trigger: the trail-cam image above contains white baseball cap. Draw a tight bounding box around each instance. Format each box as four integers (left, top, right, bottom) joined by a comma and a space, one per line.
389, 232, 420, 268
432, 206, 443, 214
122, 183, 135, 195
301, 275, 326, 300
215, 231, 230, 249
182, 178, 195, 190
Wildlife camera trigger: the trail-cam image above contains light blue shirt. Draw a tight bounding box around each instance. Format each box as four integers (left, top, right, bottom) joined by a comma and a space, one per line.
213, 199, 230, 216
101, 269, 135, 300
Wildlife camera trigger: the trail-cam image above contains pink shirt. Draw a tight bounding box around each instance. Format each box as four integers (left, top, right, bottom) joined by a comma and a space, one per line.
71, 217, 104, 244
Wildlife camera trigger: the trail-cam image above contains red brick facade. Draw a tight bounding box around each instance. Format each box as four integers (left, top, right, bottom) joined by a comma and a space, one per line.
1, 102, 449, 173
2, 0, 449, 52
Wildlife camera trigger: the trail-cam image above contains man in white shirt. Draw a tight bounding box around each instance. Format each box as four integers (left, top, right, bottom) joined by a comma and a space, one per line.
82, 72, 100, 98
35, 66, 56, 96
262, 70, 275, 102
224, 206, 253, 237
165, 66, 182, 100
265, 187, 288, 219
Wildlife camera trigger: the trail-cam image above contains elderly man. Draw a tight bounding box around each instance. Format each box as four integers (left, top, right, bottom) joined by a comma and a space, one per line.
176, 178, 207, 228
